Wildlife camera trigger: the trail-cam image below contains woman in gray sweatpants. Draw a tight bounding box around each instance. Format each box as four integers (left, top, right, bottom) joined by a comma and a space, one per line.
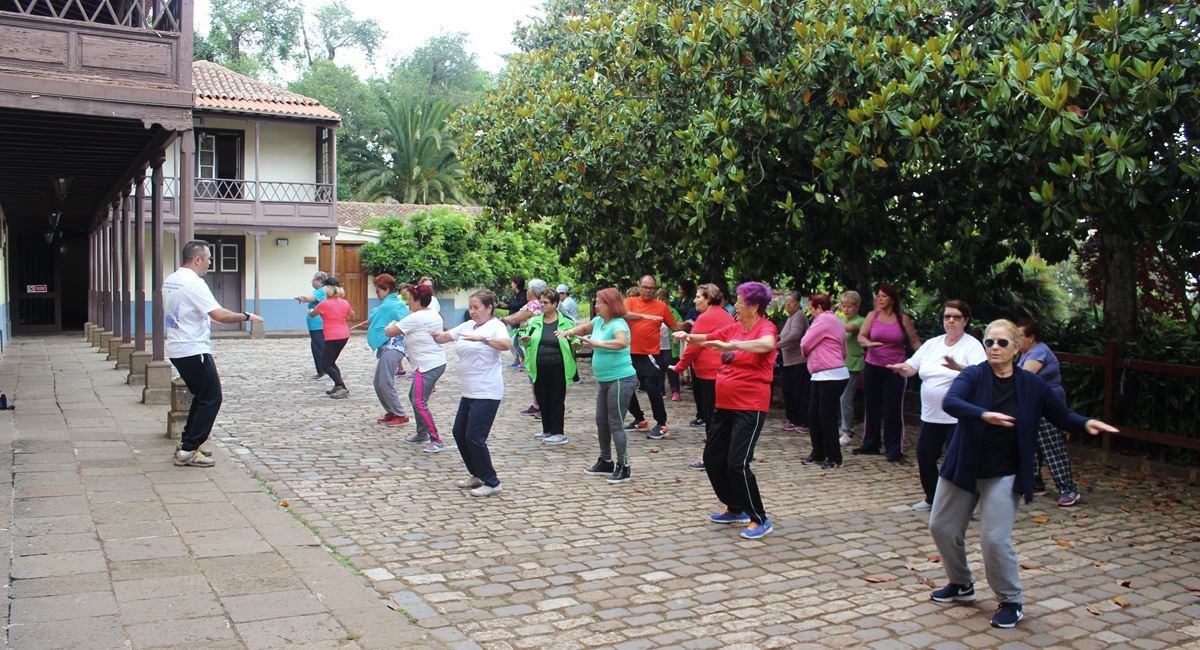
930, 319, 1118, 630
557, 287, 638, 484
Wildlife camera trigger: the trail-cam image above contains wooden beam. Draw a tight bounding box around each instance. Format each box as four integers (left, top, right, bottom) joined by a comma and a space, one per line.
134, 168, 146, 352
151, 150, 165, 361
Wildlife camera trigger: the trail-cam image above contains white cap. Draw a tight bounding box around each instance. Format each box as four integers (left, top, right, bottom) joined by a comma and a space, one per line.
556, 284, 570, 293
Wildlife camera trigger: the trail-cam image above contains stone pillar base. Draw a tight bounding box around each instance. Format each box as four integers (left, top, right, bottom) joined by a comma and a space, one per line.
128, 350, 151, 385
251, 319, 265, 340
143, 360, 173, 406
88, 326, 101, 346
107, 337, 122, 361
167, 377, 193, 442
116, 343, 135, 369
98, 330, 113, 351
83, 323, 95, 340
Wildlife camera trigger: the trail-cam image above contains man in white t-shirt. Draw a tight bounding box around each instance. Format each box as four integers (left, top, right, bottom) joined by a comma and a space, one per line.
165, 240, 263, 467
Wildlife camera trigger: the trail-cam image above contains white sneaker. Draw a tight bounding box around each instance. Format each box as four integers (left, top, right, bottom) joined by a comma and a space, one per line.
542, 434, 568, 445
533, 431, 546, 438
469, 483, 502, 497
971, 503, 981, 520
456, 477, 483, 489
912, 499, 932, 512
838, 433, 852, 446
174, 449, 215, 467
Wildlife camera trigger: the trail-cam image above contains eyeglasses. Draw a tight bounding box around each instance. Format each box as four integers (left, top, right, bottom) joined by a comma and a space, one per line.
983, 338, 1011, 349
943, 314, 964, 321
639, 285, 655, 290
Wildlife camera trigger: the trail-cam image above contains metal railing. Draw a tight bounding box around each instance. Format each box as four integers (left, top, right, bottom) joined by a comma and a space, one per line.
1058, 342, 1200, 455
137, 177, 333, 203
1, 0, 182, 32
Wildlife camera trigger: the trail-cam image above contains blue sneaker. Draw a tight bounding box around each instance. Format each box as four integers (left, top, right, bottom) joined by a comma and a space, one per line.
739, 518, 773, 539
931, 582, 976, 603
990, 602, 1023, 628
709, 510, 751, 525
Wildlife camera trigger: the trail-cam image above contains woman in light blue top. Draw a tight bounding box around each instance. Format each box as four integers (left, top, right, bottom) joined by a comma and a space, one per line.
352, 274, 410, 426
557, 288, 636, 484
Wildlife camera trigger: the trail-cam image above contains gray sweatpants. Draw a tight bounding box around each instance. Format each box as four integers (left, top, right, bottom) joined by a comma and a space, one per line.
839, 369, 861, 435
596, 375, 636, 466
373, 348, 408, 418
929, 475, 1023, 604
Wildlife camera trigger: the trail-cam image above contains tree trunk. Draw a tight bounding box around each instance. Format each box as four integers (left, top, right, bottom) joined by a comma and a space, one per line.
1100, 227, 1136, 343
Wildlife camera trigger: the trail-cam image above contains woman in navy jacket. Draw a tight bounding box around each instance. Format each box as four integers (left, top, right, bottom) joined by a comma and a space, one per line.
928, 319, 1117, 630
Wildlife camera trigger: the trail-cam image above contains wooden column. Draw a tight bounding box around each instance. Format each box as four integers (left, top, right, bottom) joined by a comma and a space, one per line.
101, 216, 111, 331
254, 120, 262, 222
120, 191, 132, 344
252, 233, 263, 338
329, 230, 337, 279
151, 153, 166, 362
110, 199, 122, 340
179, 129, 195, 244
134, 170, 146, 351
87, 231, 96, 326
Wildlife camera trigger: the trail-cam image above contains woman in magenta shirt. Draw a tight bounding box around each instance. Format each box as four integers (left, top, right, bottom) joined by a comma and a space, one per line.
675, 282, 778, 540
855, 283, 921, 461
310, 277, 354, 399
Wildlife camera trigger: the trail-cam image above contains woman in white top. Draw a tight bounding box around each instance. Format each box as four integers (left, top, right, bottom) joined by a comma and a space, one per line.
384, 283, 449, 453
431, 290, 511, 497
887, 300, 986, 510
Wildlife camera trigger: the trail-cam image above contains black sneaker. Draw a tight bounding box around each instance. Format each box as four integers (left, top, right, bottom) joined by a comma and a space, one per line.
689, 418, 705, 428
931, 582, 976, 603
851, 447, 881, 455
624, 420, 649, 431
646, 425, 669, 440
607, 464, 631, 483
990, 602, 1024, 628
585, 457, 615, 475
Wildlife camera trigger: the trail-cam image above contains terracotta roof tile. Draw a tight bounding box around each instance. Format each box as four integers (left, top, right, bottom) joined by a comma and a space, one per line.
192, 61, 341, 122
337, 202, 482, 230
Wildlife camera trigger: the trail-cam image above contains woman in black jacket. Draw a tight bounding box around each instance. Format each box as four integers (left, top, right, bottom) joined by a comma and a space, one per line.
927, 319, 1117, 630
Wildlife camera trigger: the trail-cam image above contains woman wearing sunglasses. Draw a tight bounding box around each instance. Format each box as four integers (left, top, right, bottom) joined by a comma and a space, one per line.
928, 319, 1118, 630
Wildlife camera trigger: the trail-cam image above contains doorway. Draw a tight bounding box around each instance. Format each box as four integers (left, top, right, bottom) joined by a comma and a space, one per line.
319, 241, 366, 323
200, 234, 245, 331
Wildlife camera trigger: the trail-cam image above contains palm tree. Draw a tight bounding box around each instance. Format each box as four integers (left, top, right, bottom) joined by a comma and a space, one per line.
347, 96, 466, 204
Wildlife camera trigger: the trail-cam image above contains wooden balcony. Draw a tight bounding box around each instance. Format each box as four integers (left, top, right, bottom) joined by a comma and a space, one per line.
0, 0, 193, 129
144, 177, 338, 232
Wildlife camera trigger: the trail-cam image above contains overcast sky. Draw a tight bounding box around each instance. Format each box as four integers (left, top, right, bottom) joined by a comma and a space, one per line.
194, 0, 546, 77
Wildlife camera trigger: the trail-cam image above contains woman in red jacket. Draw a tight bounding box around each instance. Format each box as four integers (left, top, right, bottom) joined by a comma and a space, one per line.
672, 284, 734, 470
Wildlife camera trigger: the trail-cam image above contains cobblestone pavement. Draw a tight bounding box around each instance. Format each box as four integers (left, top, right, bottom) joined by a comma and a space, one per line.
211, 337, 1199, 650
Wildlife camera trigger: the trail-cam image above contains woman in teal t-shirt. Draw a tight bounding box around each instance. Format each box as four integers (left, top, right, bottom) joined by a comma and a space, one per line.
557, 288, 637, 484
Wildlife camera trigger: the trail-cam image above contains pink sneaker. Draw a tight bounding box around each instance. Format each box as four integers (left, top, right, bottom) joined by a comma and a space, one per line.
782, 422, 797, 431
671, 391, 681, 402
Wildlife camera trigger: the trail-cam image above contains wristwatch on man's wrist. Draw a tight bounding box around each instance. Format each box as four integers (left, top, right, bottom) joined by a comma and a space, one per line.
243, 311, 250, 321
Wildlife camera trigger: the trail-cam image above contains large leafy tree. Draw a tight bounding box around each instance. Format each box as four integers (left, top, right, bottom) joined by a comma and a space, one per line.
454, 0, 1200, 341
375, 32, 492, 106
346, 97, 466, 204
198, 0, 303, 76
301, 0, 385, 65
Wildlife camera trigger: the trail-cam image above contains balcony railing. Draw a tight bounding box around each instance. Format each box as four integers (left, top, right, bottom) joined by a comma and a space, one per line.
140, 177, 334, 203
1, 0, 182, 32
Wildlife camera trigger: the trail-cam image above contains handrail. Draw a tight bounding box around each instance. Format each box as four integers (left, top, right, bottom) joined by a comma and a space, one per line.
140, 177, 333, 203
0, 0, 183, 32
1058, 341, 1200, 454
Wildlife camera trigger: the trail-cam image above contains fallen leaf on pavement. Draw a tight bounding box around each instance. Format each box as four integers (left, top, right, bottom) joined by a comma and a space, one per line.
1020, 560, 1041, 570
646, 448, 659, 454
864, 576, 895, 583
279, 501, 289, 508
1032, 516, 1050, 524
1119, 580, 1132, 588
915, 574, 935, 588
1086, 605, 1102, 616
929, 555, 941, 563
1056, 539, 1074, 549
1119, 505, 1131, 513
1113, 595, 1131, 607
1072, 512, 1090, 519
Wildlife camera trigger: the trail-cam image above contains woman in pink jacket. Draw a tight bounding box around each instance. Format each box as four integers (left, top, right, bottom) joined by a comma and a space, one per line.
800, 293, 849, 468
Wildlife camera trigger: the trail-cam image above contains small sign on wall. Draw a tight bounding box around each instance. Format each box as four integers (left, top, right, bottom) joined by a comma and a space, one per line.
26, 284, 47, 294
304, 256, 317, 264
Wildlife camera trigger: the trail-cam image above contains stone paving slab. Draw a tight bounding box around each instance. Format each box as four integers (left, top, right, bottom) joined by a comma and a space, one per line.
201, 336, 1199, 650
2, 336, 435, 649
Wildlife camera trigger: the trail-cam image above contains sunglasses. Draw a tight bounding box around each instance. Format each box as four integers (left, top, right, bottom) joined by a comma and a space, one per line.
983, 338, 1011, 349
943, 314, 965, 321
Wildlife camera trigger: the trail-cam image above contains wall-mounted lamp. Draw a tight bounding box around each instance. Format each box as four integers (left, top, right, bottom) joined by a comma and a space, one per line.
275, 238, 289, 247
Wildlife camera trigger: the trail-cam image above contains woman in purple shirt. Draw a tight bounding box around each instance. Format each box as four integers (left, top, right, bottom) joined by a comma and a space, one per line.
854, 284, 922, 462
1017, 319, 1081, 507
